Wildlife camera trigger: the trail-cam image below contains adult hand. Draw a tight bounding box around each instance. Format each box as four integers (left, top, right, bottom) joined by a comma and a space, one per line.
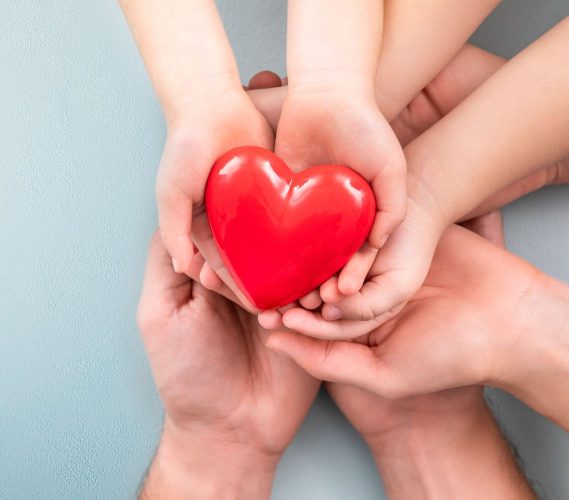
137, 233, 320, 499
266, 223, 569, 432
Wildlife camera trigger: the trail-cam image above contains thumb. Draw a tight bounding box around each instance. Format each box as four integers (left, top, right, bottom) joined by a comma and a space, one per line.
156, 178, 194, 275
266, 332, 382, 394
138, 231, 192, 321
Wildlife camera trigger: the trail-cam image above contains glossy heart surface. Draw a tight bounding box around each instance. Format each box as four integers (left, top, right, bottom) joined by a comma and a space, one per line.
205, 146, 376, 310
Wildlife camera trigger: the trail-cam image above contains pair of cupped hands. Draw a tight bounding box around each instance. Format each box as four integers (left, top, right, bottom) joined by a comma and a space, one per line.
139, 47, 569, 474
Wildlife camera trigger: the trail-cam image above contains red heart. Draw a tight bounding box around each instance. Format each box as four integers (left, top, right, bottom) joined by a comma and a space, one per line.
205, 146, 376, 310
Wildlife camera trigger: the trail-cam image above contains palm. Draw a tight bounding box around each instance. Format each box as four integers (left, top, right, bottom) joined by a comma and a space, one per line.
140, 249, 320, 454
348, 225, 537, 397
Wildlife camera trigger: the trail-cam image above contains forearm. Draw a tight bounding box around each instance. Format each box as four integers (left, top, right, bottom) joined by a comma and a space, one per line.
250, 1, 499, 126
119, 0, 241, 124
378, 0, 500, 121
140, 420, 278, 500
287, 0, 381, 95
406, 16, 569, 224
369, 399, 535, 499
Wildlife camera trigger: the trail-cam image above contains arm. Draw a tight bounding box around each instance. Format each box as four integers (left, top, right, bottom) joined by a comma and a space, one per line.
370, 397, 535, 499
377, 0, 501, 121
249, 0, 501, 127
273, 16, 569, 333
140, 423, 276, 499
119, 0, 273, 306
278, 0, 406, 294
407, 15, 569, 225
119, 0, 240, 124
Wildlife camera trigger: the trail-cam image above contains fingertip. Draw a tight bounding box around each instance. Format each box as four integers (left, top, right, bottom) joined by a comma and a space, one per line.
199, 262, 223, 290
322, 305, 343, 321
320, 278, 344, 304
299, 290, 322, 310
337, 275, 360, 296
258, 310, 283, 330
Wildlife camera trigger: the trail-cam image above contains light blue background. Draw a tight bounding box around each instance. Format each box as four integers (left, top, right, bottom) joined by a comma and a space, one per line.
1, 1, 569, 498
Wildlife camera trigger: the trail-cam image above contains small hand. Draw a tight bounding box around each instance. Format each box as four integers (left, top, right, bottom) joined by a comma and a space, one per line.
275, 83, 407, 298
157, 84, 274, 310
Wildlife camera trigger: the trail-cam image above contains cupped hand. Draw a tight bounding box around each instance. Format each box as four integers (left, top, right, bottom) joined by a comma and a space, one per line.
264, 223, 546, 399
275, 82, 407, 298
157, 84, 274, 310
269, 45, 508, 338
137, 232, 320, 472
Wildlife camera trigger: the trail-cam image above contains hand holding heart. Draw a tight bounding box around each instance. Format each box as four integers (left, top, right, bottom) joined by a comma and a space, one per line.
156, 85, 274, 311
205, 146, 376, 309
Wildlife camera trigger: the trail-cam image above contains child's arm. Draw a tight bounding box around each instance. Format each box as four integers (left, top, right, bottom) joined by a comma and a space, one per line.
279, 0, 407, 295
119, 1, 272, 306
377, 0, 501, 120
280, 16, 569, 334
249, 0, 500, 127
407, 15, 569, 224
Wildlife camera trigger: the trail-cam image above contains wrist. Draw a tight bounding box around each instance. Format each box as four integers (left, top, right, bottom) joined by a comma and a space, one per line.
162, 74, 244, 127
287, 68, 376, 99
140, 419, 279, 500
405, 142, 460, 229
488, 273, 569, 429
368, 396, 534, 499
364, 388, 487, 460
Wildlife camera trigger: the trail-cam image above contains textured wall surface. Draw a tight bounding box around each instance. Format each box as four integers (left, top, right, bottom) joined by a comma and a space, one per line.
1, 1, 568, 499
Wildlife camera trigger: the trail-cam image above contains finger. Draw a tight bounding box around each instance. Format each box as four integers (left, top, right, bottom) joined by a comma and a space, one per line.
192, 212, 257, 311
156, 178, 194, 275
391, 45, 506, 147
138, 231, 192, 322
299, 290, 322, 310
368, 137, 407, 248
258, 309, 284, 330
247, 70, 283, 90
319, 276, 344, 304
281, 307, 388, 340
197, 260, 244, 305
266, 332, 381, 392
199, 261, 224, 290
336, 242, 378, 296
424, 45, 506, 117
320, 272, 415, 322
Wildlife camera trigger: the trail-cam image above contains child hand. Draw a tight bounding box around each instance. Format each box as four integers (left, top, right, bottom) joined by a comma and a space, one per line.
259, 44, 506, 337
275, 83, 407, 298
157, 85, 274, 310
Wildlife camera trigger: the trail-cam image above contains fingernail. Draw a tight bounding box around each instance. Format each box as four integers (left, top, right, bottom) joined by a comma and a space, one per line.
379, 233, 390, 249
172, 258, 181, 273
325, 306, 342, 321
